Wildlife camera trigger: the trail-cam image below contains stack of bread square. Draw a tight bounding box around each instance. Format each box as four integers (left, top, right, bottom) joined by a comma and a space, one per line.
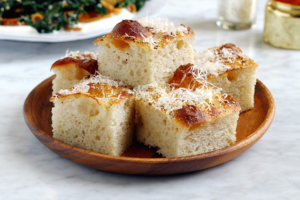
50, 17, 258, 157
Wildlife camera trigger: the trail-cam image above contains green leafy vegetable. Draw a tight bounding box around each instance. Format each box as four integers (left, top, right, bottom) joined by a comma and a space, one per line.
0, 0, 148, 33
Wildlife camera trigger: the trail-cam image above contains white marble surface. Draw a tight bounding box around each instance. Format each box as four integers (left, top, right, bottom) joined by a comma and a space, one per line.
0, 0, 299, 199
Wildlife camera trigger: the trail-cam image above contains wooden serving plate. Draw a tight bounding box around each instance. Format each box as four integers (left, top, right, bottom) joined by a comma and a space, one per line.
24, 76, 275, 175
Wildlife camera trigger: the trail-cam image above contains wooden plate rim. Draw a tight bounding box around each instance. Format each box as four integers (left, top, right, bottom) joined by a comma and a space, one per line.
24, 76, 275, 164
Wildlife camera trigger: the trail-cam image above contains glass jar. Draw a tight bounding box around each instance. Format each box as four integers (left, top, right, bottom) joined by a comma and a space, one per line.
263, 0, 300, 49
217, 0, 258, 30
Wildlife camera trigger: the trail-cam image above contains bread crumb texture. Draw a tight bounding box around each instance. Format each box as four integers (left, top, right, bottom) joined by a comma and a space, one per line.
51, 74, 135, 156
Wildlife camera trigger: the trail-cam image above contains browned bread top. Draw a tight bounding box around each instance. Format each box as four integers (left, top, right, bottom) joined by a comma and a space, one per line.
50, 74, 134, 106
136, 87, 241, 129
195, 43, 258, 77
169, 63, 206, 90
51, 51, 98, 75
207, 43, 258, 74
94, 19, 194, 51
172, 94, 240, 129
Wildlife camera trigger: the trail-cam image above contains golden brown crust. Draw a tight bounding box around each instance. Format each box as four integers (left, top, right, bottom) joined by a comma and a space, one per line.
50, 82, 134, 106
138, 90, 241, 129
173, 105, 207, 127
208, 43, 258, 76
51, 57, 98, 75
94, 20, 195, 51
172, 94, 240, 129
111, 20, 152, 40
217, 43, 242, 55
222, 95, 241, 111
169, 64, 206, 90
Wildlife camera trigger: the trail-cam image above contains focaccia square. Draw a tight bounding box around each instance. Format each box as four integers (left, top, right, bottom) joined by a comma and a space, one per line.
134, 86, 241, 158
50, 74, 135, 156
94, 18, 195, 87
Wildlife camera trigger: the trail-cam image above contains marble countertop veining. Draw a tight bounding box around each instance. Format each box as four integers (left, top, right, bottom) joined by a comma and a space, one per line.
0, 0, 299, 199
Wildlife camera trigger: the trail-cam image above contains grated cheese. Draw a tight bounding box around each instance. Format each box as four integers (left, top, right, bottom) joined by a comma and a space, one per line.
139, 32, 158, 49
137, 17, 189, 49
125, 33, 135, 39
64, 50, 98, 60
136, 84, 222, 115
193, 46, 238, 76
138, 17, 188, 36
57, 72, 127, 98
134, 82, 158, 94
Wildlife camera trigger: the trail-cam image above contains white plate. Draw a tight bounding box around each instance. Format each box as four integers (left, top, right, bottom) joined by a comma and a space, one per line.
0, 0, 165, 43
